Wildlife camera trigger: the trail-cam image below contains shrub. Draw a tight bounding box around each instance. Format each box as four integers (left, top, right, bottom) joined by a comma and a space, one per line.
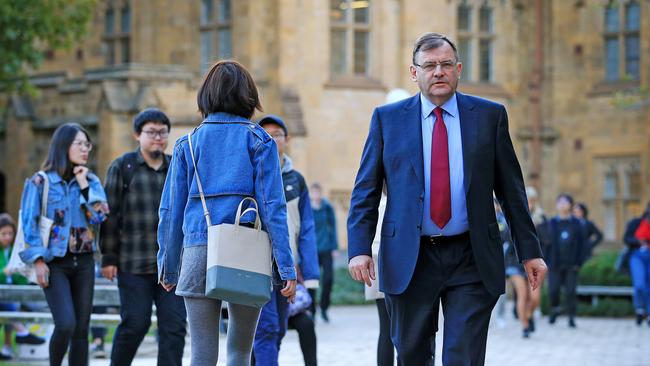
330, 267, 367, 305
578, 250, 632, 286
539, 250, 634, 317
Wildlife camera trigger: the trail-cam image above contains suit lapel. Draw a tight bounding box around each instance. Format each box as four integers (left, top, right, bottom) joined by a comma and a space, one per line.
457, 92, 478, 195
402, 95, 425, 190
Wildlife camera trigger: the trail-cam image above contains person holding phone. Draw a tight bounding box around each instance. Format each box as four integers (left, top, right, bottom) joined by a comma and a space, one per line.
18, 123, 109, 366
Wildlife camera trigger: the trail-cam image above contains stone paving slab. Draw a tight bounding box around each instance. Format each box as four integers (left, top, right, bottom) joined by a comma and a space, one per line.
15, 302, 649, 365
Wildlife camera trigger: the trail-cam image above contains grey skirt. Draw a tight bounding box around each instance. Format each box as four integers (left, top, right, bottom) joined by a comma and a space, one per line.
176, 244, 208, 298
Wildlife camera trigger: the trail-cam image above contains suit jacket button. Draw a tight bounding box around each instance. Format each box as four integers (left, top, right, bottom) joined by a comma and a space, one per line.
417, 225, 422, 230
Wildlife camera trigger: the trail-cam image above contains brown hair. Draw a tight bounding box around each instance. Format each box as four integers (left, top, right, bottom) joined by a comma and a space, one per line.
412, 33, 459, 65
197, 60, 263, 119
0, 213, 16, 233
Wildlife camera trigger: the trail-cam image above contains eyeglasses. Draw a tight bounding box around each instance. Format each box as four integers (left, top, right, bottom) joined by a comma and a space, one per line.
72, 140, 93, 151
270, 133, 286, 140
141, 130, 169, 139
414, 60, 457, 73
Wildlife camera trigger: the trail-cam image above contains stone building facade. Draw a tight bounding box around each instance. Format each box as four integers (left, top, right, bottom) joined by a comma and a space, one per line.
1, 0, 648, 245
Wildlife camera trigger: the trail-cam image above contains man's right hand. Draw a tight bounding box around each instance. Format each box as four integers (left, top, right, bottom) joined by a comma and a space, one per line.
102, 265, 118, 281
348, 255, 375, 287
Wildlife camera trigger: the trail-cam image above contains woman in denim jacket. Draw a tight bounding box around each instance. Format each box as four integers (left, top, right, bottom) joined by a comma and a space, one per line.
19, 123, 109, 366
157, 60, 296, 366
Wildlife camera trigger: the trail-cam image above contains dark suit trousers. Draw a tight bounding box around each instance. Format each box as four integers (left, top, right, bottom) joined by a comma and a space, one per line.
385, 236, 498, 366
548, 267, 579, 317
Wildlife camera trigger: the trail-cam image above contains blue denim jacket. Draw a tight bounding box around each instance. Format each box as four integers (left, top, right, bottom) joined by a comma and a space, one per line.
19, 171, 108, 264
157, 113, 296, 285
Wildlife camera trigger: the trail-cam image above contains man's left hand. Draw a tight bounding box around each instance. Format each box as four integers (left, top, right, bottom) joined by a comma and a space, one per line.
161, 283, 176, 292
523, 258, 547, 291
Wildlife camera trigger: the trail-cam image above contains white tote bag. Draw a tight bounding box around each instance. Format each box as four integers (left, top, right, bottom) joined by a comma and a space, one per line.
6, 171, 54, 283
187, 132, 273, 308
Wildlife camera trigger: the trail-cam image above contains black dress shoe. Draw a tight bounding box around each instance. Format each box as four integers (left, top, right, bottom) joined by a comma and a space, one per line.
568, 318, 576, 328
321, 311, 330, 323
636, 313, 644, 326
522, 329, 530, 339
549, 313, 557, 325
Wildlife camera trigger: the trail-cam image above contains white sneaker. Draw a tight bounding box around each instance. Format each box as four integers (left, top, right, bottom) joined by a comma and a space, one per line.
0, 348, 12, 361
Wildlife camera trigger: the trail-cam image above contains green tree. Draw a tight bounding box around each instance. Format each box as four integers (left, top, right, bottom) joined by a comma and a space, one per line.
0, 0, 96, 94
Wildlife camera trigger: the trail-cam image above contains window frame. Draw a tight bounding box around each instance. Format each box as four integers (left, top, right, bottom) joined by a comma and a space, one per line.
103, 1, 131, 65
602, 1, 640, 81
329, 0, 372, 77
456, 2, 495, 83
200, 0, 233, 74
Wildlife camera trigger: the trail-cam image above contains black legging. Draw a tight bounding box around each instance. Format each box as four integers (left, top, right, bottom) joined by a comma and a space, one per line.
288, 312, 317, 366
43, 252, 95, 366
376, 299, 394, 366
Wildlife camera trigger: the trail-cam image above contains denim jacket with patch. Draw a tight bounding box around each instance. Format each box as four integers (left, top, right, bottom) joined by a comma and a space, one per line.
19, 170, 108, 264
157, 112, 296, 285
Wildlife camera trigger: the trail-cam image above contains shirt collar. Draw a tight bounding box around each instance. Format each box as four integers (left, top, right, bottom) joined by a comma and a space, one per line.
204, 112, 251, 124
46, 170, 98, 185
420, 92, 459, 119
135, 148, 170, 171
136, 148, 147, 165
46, 170, 63, 184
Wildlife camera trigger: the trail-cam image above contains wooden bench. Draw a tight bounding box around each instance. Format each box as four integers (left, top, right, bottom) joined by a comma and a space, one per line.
576, 285, 634, 306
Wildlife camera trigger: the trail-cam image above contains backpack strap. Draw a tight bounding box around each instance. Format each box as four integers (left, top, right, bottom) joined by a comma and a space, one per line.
119, 151, 139, 194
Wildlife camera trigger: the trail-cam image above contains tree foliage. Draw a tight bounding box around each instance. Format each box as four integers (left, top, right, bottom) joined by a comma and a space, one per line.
0, 0, 96, 94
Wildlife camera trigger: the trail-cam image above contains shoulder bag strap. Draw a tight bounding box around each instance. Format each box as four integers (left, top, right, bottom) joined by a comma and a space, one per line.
37, 171, 49, 217
187, 133, 212, 227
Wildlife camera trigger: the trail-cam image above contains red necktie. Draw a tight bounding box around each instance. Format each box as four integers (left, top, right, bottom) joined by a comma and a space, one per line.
430, 107, 451, 229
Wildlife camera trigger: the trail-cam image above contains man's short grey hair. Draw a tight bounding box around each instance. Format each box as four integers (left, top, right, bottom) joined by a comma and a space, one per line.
412, 33, 459, 65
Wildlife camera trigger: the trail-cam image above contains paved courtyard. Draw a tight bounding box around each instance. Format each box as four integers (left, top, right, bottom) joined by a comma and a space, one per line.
13, 303, 649, 365
88, 303, 647, 366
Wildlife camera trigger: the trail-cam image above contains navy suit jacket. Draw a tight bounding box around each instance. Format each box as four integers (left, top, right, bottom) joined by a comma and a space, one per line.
347, 92, 543, 296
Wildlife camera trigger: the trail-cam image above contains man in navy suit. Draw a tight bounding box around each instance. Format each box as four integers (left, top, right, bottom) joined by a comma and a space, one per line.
347, 33, 548, 365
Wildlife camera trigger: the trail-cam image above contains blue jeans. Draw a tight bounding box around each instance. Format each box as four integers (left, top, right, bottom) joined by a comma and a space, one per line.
43, 252, 95, 366
253, 286, 289, 366
629, 247, 650, 314
110, 272, 187, 366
